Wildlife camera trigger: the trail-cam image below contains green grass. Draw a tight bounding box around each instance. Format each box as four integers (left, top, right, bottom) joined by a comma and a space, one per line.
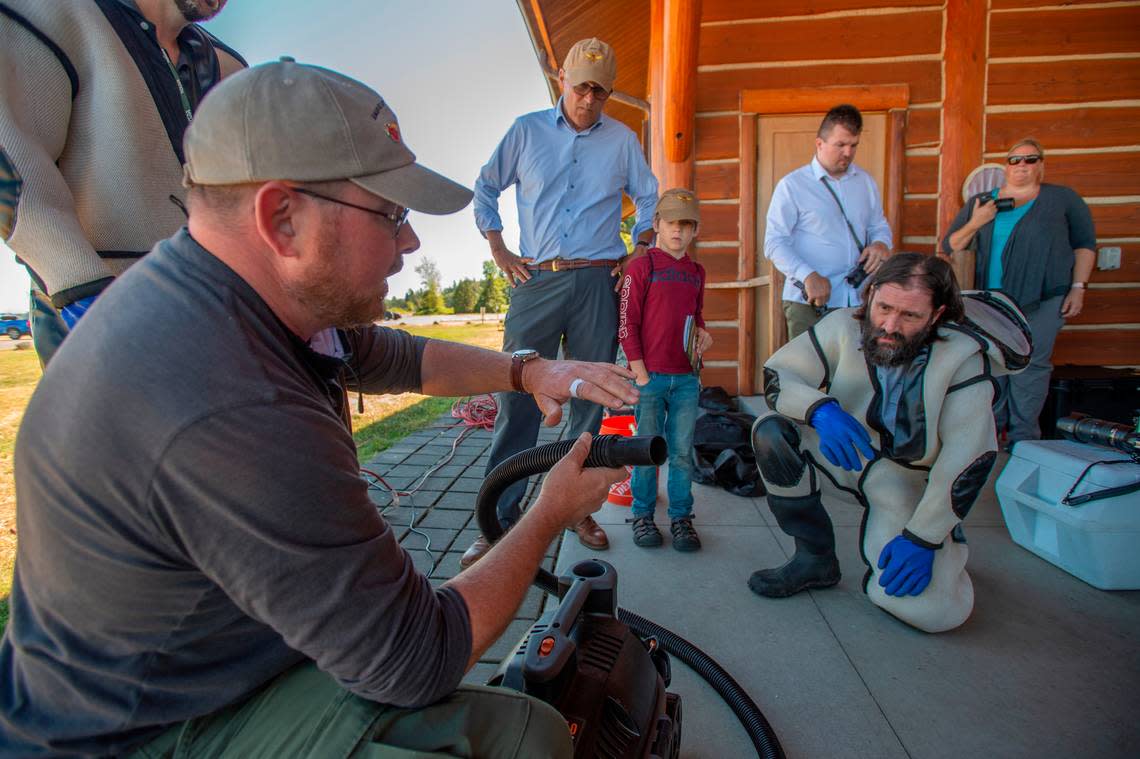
354, 395, 457, 463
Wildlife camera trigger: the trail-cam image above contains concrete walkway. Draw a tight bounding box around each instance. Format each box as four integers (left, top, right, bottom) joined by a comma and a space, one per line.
363, 409, 1140, 759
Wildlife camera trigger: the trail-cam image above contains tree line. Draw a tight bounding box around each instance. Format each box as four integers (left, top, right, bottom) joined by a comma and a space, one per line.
385, 259, 511, 315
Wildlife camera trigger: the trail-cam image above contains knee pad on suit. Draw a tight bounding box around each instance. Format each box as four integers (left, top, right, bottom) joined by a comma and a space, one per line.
751, 414, 808, 488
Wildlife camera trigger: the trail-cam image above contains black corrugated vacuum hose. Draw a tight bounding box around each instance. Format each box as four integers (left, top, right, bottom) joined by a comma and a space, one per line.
475, 435, 785, 759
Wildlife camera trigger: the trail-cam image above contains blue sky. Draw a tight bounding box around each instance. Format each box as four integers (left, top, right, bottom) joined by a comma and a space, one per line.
0, 0, 552, 311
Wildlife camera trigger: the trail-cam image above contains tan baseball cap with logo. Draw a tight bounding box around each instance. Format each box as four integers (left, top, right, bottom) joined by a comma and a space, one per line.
656, 188, 700, 223
562, 38, 617, 91
183, 58, 472, 215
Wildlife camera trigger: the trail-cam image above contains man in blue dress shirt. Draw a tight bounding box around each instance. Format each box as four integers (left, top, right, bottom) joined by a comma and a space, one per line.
464, 38, 659, 566
764, 104, 893, 340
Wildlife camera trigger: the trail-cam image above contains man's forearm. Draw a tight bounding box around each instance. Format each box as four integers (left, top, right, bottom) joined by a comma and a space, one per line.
444, 500, 562, 669
486, 229, 506, 254
420, 339, 513, 397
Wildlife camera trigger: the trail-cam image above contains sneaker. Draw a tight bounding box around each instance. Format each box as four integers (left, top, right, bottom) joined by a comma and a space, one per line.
670, 517, 701, 552
631, 516, 663, 548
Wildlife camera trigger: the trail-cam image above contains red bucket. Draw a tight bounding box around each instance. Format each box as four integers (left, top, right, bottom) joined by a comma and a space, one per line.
600, 415, 637, 506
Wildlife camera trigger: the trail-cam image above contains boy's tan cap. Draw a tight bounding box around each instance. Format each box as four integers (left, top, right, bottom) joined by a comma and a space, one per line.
656, 188, 700, 222
562, 38, 617, 91
183, 58, 472, 215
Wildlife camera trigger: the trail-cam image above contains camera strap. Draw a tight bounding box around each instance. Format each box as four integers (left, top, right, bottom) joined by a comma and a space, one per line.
820, 176, 867, 253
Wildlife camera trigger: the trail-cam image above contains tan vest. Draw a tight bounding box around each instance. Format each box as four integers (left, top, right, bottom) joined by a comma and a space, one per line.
0, 0, 244, 302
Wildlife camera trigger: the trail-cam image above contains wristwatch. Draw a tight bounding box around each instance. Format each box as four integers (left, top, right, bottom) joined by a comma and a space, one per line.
510, 349, 540, 393
1070, 282, 1087, 290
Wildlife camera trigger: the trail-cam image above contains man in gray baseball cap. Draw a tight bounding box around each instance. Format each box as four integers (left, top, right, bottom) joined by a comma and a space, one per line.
2, 59, 639, 756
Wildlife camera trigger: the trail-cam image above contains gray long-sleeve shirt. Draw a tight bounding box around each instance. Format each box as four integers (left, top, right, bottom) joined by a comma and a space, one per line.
1, 229, 471, 756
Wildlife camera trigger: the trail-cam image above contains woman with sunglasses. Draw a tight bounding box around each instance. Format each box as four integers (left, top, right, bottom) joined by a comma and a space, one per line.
940, 138, 1096, 446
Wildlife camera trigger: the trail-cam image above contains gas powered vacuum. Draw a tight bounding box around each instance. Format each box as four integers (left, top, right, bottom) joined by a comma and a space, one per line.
475, 434, 785, 759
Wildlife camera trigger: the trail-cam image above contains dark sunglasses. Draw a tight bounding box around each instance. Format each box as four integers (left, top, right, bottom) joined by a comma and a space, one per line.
1007, 154, 1043, 166
293, 187, 409, 238
572, 82, 611, 100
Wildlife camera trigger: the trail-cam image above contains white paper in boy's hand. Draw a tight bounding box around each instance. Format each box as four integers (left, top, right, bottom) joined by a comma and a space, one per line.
683, 314, 702, 374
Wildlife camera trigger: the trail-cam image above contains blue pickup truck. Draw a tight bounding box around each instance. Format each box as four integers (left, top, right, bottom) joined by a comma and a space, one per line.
1, 313, 30, 340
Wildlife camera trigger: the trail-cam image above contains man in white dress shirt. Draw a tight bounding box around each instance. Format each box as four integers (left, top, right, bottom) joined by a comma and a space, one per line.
764, 104, 893, 340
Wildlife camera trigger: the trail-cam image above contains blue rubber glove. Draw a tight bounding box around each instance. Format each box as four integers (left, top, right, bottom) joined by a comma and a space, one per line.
60, 294, 97, 330
877, 534, 935, 596
809, 400, 875, 471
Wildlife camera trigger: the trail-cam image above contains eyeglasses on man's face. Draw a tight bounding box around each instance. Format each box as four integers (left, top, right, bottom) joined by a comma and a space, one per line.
571, 82, 611, 100
1007, 154, 1042, 166
293, 187, 409, 238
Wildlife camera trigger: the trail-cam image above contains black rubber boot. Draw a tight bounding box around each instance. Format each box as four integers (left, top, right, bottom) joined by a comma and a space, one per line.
749, 492, 841, 598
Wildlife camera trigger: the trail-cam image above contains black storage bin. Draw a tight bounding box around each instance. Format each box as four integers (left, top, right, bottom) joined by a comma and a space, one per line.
1039, 365, 1140, 439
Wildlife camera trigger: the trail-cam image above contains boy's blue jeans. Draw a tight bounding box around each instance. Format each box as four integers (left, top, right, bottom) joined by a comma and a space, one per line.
631, 372, 700, 520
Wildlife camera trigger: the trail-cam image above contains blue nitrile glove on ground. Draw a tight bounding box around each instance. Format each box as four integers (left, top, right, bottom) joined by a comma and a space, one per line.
60, 295, 97, 330
877, 534, 935, 596
809, 400, 875, 471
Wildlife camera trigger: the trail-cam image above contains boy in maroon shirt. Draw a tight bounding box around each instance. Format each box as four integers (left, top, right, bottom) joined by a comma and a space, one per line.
618, 188, 712, 550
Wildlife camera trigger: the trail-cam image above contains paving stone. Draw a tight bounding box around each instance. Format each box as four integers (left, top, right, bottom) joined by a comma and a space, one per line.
462, 662, 498, 686
401, 527, 459, 556
446, 477, 484, 494
364, 452, 405, 466
401, 453, 447, 467
405, 546, 436, 576
367, 489, 397, 509
481, 618, 534, 662
515, 585, 548, 620
379, 474, 421, 491
435, 464, 468, 478
448, 452, 482, 465
400, 490, 442, 509
456, 528, 481, 547
430, 551, 466, 580
416, 509, 472, 530
433, 491, 478, 510
380, 506, 421, 531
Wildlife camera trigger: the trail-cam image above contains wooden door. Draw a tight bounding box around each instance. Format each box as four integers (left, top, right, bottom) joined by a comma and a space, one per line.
754, 113, 888, 379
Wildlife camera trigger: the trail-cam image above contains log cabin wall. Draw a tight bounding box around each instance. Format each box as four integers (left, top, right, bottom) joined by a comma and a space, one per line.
688, 0, 1140, 393
515, 0, 1140, 393
691, 0, 945, 393
984, 0, 1140, 368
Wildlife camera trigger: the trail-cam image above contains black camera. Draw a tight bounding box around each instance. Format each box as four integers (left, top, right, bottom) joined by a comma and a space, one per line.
844, 262, 869, 289
981, 196, 1015, 212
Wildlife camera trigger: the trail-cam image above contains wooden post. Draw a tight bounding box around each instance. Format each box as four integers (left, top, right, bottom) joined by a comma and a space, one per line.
940, 0, 987, 286
738, 113, 757, 394
650, 0, 700, 190
884, 109, 906, 252
649, 0, 665, 181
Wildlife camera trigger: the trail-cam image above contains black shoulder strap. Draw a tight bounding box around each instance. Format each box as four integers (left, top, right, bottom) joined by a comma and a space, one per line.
199, 27, 248, 68
819, 176, 867, 252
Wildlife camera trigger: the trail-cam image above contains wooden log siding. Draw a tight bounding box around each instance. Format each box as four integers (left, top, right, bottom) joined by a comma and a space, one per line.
685, 0, 1140, 374
688, 5, 944, 391
984, 1, 1140, 366
510, 0, 1140, 390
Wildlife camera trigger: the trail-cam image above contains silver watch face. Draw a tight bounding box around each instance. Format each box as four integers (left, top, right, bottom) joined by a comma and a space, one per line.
513, 349, 539, 361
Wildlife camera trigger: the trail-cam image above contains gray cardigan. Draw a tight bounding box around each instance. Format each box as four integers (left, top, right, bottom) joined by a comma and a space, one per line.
940, 183, 1095, 312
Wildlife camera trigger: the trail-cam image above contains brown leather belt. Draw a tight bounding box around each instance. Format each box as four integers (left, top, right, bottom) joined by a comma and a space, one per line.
526, 258, 622, 272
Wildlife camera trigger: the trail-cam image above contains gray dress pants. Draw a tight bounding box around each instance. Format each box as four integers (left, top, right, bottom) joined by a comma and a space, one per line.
486, 267, 620, 526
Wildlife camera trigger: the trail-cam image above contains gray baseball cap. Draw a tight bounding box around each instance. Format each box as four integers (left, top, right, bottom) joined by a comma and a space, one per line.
183, 58, 472, 214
